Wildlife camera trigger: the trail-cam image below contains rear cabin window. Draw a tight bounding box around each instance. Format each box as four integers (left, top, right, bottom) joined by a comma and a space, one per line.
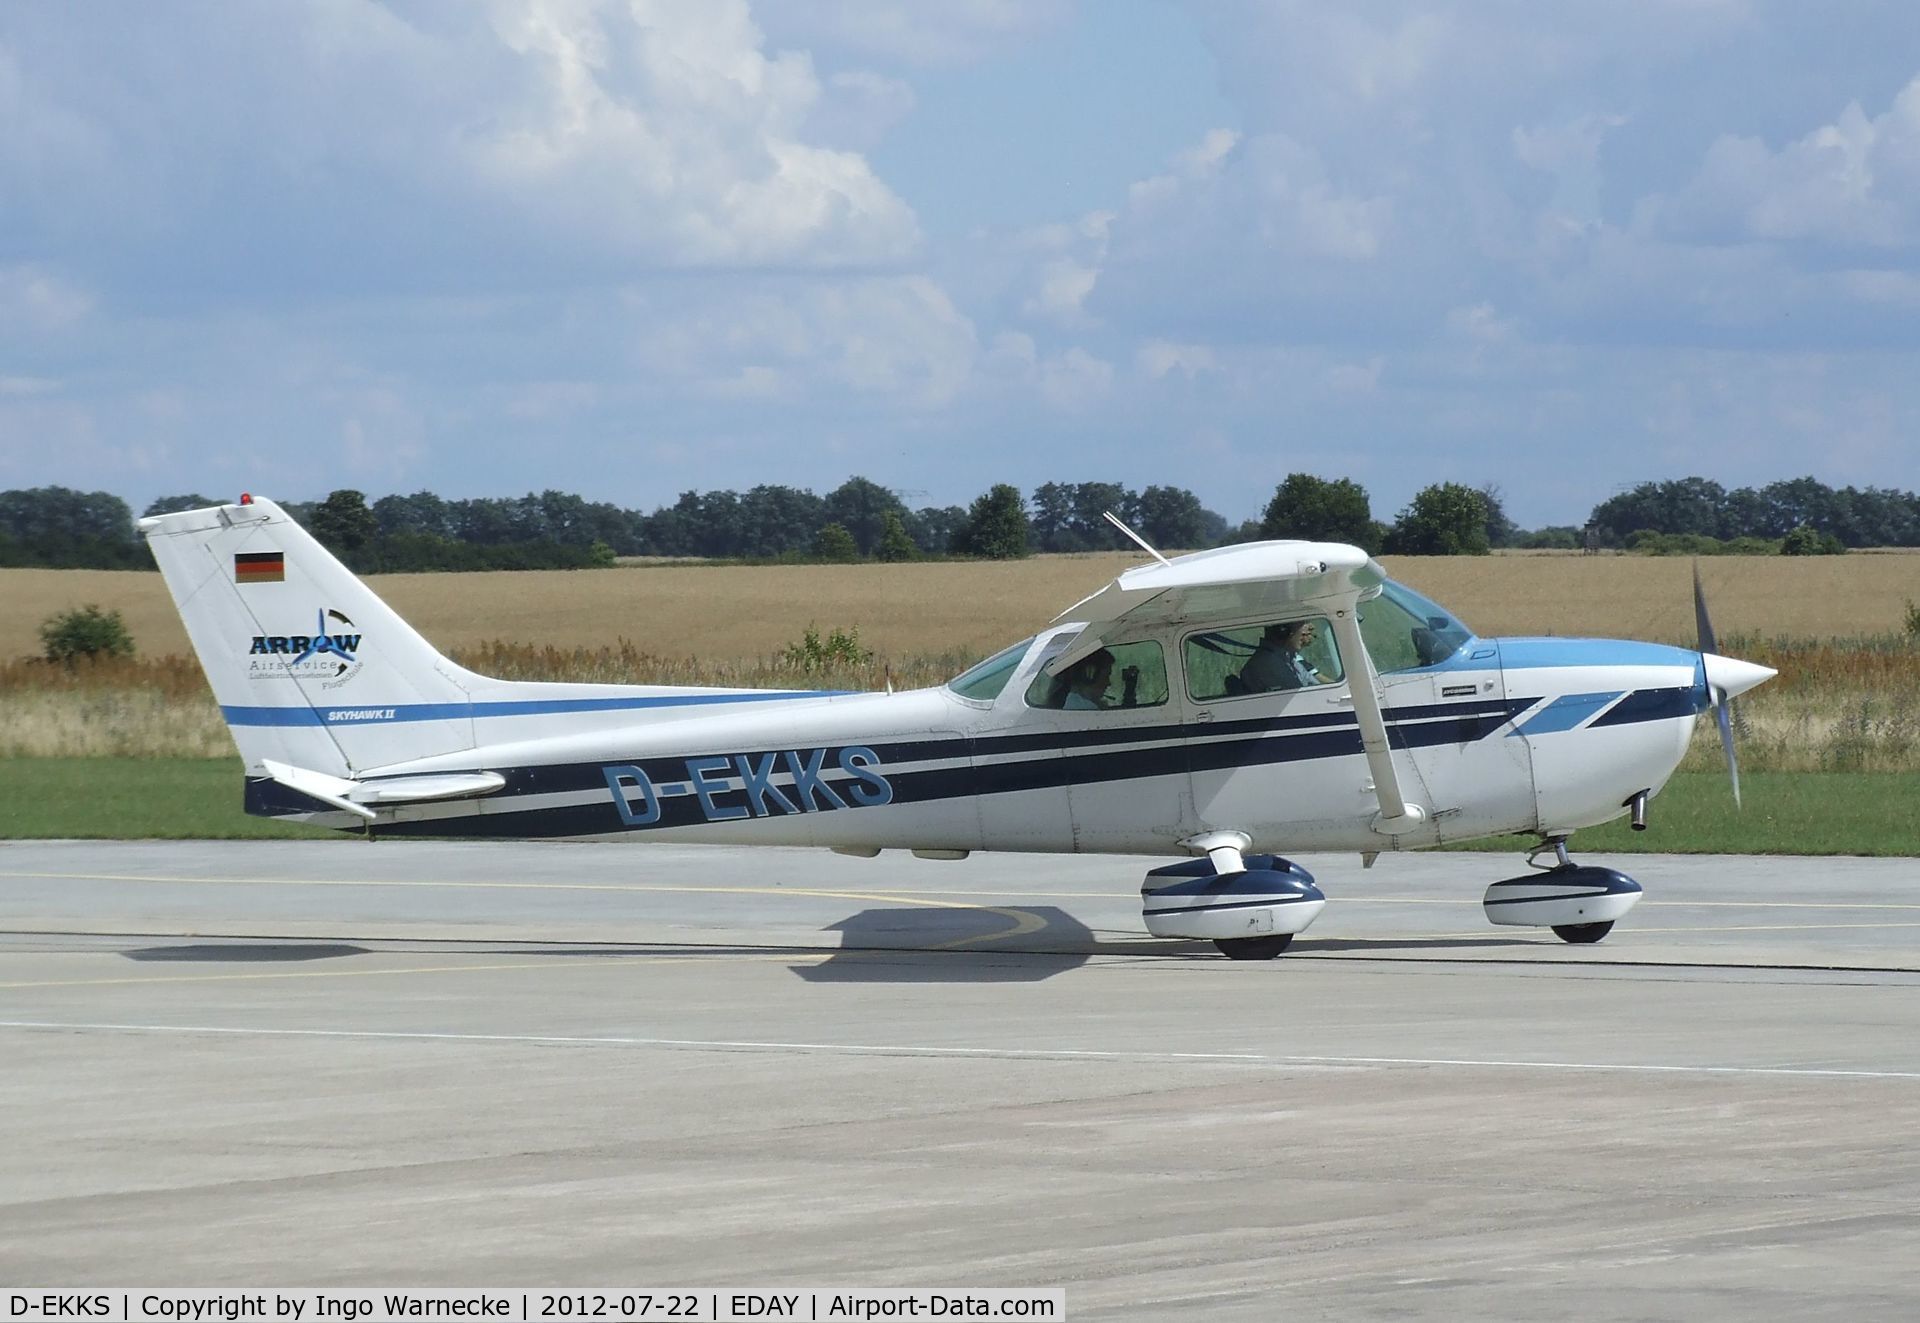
1184, 616, 1345, 701
1024, 639, 1169, 711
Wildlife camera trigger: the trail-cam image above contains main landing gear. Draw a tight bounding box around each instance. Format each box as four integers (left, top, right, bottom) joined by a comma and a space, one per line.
1139, 832, 1326, 960
1482, 837, 1644, 943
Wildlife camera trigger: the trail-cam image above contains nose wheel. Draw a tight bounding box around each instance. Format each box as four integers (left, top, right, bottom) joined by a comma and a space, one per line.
1215, 934, 1296, 960
1484, 837, 1643, 943
1551, 921, 1615, 944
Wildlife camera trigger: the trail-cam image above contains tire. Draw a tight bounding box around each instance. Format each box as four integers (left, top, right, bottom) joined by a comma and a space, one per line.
1215, 934, 1295, 960
1552, 921, 1614, 944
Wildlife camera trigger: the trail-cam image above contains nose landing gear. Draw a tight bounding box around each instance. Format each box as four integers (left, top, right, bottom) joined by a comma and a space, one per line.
1483, 837, 1644, 943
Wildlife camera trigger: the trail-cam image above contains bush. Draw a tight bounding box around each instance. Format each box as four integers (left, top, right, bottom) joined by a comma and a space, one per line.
873, 511, 918, 562
39, 605, 136, 663
1624, 530, 1784, 556
1781, 525, 1846, 556
783, 624, 872, 672
1383, 483, 1490, 555
811, 522, 860, 562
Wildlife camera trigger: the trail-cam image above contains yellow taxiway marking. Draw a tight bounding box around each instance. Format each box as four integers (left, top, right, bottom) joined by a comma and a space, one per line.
0, 867, 1047, 949
6, 868, 1920, 912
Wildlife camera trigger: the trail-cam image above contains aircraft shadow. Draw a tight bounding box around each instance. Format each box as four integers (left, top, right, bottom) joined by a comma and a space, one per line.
794, 905, 1095, 982
120, 942, 372, 963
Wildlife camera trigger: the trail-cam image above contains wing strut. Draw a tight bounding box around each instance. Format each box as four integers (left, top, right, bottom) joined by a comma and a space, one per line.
1327, 608, 1428, 836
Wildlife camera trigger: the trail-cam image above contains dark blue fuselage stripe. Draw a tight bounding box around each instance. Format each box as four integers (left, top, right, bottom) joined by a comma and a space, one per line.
1588, 685, 1706, 727
253, 688, 1695, 836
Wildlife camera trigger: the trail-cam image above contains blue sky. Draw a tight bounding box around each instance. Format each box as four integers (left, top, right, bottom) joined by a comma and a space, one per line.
3, 0, 1918, 527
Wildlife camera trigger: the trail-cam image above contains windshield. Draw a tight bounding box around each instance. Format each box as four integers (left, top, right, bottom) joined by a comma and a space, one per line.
946, 636, 1034, 701
1357, 580, 1474, 672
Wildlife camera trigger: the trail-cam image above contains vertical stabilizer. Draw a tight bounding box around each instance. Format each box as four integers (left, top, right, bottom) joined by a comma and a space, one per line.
140, 498, 478, 776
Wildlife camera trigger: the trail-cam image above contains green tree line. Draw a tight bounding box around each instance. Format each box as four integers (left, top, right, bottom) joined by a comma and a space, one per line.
4, 473, 1917, 571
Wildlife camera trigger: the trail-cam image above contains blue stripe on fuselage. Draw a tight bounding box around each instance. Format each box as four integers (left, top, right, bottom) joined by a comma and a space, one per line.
221, 690, 847, 727
1485, 638, 1700, 671
1512, 691, 1625, 736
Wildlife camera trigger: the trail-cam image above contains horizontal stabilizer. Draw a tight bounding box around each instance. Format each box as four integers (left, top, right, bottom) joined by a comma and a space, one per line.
260, 759, 505, 819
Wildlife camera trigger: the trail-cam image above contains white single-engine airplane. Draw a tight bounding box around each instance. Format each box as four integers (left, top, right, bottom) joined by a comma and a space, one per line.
142, 496, 1775, 959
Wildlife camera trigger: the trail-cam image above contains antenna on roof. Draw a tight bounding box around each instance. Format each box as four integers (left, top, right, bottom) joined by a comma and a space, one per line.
1103, 510, 1171, 567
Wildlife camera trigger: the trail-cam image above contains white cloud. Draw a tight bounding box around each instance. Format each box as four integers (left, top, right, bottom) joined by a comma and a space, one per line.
1445, 303, 1516, 343
750, 0, 1075, 67
470, 0, 920, 267
1513, 112, 1628, 223
1324, 357, 1384, 393
1084, 127, 1396, 334
1009, 209, 1112, 325
1643, 76, 1920, 247
0, 0, 920, 286
1024, 260, 1101, 324
1839, 268, 1920, 307
1038, 347, 1113, 410
1136, 340, 1220, 380
803, 70, 917, 151
0, 265, 92, 331
626, 276, 978, 407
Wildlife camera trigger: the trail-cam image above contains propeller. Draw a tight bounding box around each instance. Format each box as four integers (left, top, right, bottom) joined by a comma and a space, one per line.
1693, 561, 1743, 808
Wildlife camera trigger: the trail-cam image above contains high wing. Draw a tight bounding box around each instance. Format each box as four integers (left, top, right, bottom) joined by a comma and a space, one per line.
1047, 540, 1378, 651
1046, 539, 1427, 834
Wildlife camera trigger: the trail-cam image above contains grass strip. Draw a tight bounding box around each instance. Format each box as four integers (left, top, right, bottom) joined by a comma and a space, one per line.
1440, 771, 1918, 856
0, 757, 332, 840
0, 760, 1912, 855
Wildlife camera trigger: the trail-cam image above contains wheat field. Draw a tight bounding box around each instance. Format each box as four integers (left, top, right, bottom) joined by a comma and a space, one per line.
5, 553, 1917, 662
5, 555, 1917, 771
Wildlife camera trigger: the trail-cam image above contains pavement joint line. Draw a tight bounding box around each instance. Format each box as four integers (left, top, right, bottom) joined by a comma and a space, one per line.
6, 868, 1920, 911
4, 1018, 1920, 1081
0, 949, 833, 989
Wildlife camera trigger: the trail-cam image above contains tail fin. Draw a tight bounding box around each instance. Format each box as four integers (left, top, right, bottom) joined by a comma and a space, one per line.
141, 497, 479, 777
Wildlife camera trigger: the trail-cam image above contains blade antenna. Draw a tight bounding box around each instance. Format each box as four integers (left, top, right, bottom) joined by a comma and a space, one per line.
1102, 511, 1171, 567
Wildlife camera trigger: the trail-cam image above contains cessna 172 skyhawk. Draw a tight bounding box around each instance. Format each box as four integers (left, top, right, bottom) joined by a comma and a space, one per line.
141, 496, 1774, 959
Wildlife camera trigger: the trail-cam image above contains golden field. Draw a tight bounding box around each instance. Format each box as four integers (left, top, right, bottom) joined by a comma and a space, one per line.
4, 552, 1917, 661
3, 554, 1916, 771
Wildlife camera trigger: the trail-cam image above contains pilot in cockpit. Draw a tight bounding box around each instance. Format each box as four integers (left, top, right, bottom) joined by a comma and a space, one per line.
1239, 619, 1323, 693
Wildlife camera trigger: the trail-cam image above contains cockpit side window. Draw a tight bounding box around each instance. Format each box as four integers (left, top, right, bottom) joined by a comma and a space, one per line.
1024, 639, 1169, 711
1357, 581, 1474, 673
1185, 615, 1345, 701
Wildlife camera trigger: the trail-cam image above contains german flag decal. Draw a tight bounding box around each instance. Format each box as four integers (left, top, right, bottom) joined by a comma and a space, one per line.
234, 551, 285, 584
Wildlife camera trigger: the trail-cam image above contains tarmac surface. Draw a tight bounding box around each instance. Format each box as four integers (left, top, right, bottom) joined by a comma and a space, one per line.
2, 839, 1918, 1319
